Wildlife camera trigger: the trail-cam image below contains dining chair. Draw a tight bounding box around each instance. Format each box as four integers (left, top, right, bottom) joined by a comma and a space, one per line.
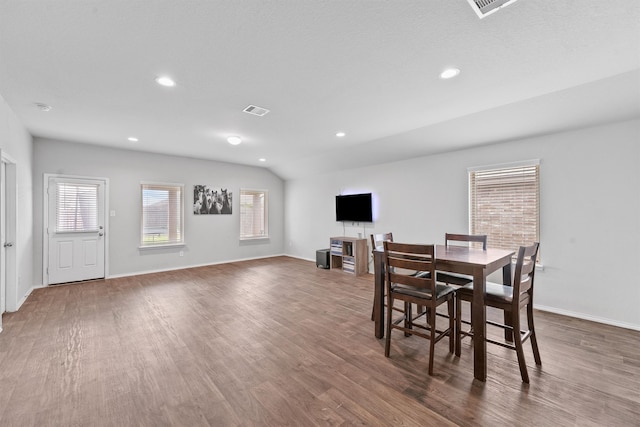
383, 241, 455, 375
370, 232, 393, 252
436, 233, 487, 286
370, 232, 429, 321
455, 242, 541, 383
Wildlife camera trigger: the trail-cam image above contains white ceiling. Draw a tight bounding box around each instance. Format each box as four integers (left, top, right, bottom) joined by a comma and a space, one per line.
1, 0, 639, 180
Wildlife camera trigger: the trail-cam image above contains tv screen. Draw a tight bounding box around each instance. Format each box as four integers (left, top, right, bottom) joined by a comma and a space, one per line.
336, 193, 373, 222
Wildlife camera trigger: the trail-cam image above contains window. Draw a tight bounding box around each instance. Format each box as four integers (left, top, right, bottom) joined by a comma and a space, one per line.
56, 182, 98, 232
240, 189, 268, 239
469, 160, 540, 259
140, 182, 184, 247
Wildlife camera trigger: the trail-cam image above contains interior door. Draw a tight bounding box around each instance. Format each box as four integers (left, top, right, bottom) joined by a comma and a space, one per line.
47, 177, 106, 285
1, 162, 6, 315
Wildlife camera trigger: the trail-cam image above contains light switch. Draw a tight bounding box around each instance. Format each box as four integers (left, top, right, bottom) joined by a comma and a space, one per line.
110, 210, 116, 217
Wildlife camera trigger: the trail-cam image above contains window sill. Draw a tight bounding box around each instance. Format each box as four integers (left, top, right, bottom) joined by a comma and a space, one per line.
240, 236, 270, 241
138, 243, 185, 250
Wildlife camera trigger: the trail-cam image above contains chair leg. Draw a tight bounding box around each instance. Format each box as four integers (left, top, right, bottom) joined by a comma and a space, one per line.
455, 296, 462, 357
511, 313, 530, 383
428, 306, 437, 375
405, 302, 412, 337
503, 311, 514, 342
385, 293, 393, 357
527, 302, 542, 365
448, 295, 455, 354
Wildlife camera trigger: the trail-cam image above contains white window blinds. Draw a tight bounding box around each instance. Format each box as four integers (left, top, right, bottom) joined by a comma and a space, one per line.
469, 162, 540, 258
240, 189, 268, 239
56, 182, 98, 232
141, 183, 184, 246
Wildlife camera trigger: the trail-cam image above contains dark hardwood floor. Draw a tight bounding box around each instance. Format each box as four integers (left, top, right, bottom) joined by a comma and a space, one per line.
0, 256, 638, 426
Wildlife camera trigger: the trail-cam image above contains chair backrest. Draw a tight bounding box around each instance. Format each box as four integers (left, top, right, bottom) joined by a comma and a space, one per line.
512, 242, 540, 307
445, 233, 487, 250
383, 241, 436, 299
370, 232, 393, 252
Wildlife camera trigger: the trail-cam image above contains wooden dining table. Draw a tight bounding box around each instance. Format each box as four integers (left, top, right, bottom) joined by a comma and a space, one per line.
372, 244, 514, 382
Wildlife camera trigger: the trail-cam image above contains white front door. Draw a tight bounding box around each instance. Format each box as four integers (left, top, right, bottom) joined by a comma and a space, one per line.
47, 176, 106, 285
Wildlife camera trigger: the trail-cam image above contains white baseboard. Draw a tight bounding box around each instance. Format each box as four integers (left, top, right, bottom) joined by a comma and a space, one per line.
286, 254, 315, 263
15, 286, 36, 311
534, 304, 640, 331
106, 253, 289, 279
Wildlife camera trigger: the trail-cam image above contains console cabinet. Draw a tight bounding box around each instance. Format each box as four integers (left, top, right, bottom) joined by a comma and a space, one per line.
329, 236, 368, 276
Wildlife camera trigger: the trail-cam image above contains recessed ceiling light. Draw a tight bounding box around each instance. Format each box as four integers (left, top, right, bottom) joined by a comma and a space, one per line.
155, 76, 176, 87
259, 158, 266, 162
440, 68, 460, 79
336, 132, 346, 137
35, 103, 52, 112
227, 136, 242, 145
128, 137, 139, 142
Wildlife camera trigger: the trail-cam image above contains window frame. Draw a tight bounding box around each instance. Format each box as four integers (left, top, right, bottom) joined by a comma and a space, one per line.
468, 159, 540, 262
239, 188, 269, 240
139, 181, 185, 249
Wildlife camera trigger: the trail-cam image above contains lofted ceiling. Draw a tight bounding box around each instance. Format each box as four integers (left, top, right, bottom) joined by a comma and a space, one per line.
0, 0, 638, 180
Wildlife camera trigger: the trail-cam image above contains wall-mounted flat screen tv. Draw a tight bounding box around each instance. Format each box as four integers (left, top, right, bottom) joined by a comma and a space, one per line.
335, 193, 373, 222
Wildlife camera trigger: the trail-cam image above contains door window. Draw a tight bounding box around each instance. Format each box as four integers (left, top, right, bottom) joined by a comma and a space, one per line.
55, 182, 99, 232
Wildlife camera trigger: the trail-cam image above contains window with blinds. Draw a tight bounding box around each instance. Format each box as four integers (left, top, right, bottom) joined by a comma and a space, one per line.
469, 161, 540, 260
240, 189, 268, 239
56, 182, 98, 232
141, 183, 184, 246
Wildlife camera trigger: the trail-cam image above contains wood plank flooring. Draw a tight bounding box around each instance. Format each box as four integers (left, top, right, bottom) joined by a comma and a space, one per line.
0, 256, 638, 426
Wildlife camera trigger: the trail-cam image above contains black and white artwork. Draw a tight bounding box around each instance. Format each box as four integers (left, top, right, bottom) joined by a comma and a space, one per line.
193, 186, 232, 214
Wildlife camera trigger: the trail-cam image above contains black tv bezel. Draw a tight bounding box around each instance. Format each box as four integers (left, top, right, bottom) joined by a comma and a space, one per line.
335, 193, 373, 222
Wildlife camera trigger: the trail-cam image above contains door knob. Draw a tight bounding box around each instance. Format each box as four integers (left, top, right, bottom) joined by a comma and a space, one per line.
3, 242, 13, 248
98, 232, 104, 237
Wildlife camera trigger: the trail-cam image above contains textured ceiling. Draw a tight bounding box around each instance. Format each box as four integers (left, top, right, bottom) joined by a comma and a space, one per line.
0, 0, 639, 180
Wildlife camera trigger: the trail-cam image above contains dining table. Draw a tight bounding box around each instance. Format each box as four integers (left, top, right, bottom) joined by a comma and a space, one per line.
372, 244, 514, 382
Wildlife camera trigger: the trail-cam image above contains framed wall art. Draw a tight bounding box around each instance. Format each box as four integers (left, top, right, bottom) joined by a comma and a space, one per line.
193, 185, 232, 214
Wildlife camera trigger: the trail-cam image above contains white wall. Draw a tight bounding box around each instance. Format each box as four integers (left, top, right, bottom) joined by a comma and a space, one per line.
284, 119, 640, 330
0, 93, 33, 311
33, 138, 284, 283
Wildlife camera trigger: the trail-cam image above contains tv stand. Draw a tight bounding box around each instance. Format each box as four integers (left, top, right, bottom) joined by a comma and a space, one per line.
329, 237, 368, 276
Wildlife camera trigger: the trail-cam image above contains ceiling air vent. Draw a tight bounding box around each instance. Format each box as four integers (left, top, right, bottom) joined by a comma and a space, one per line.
466, 0, 520, 19
243, 105, 270, 117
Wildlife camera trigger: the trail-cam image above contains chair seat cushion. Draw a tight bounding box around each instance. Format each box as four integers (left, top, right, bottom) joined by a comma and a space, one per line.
457, 281, 513, 303
391, 283, 455, 300
436, 271, 473, 286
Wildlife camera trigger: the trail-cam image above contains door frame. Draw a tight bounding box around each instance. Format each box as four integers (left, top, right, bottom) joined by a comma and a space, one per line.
1, 151, 17, 314
43, 173, 110, 286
